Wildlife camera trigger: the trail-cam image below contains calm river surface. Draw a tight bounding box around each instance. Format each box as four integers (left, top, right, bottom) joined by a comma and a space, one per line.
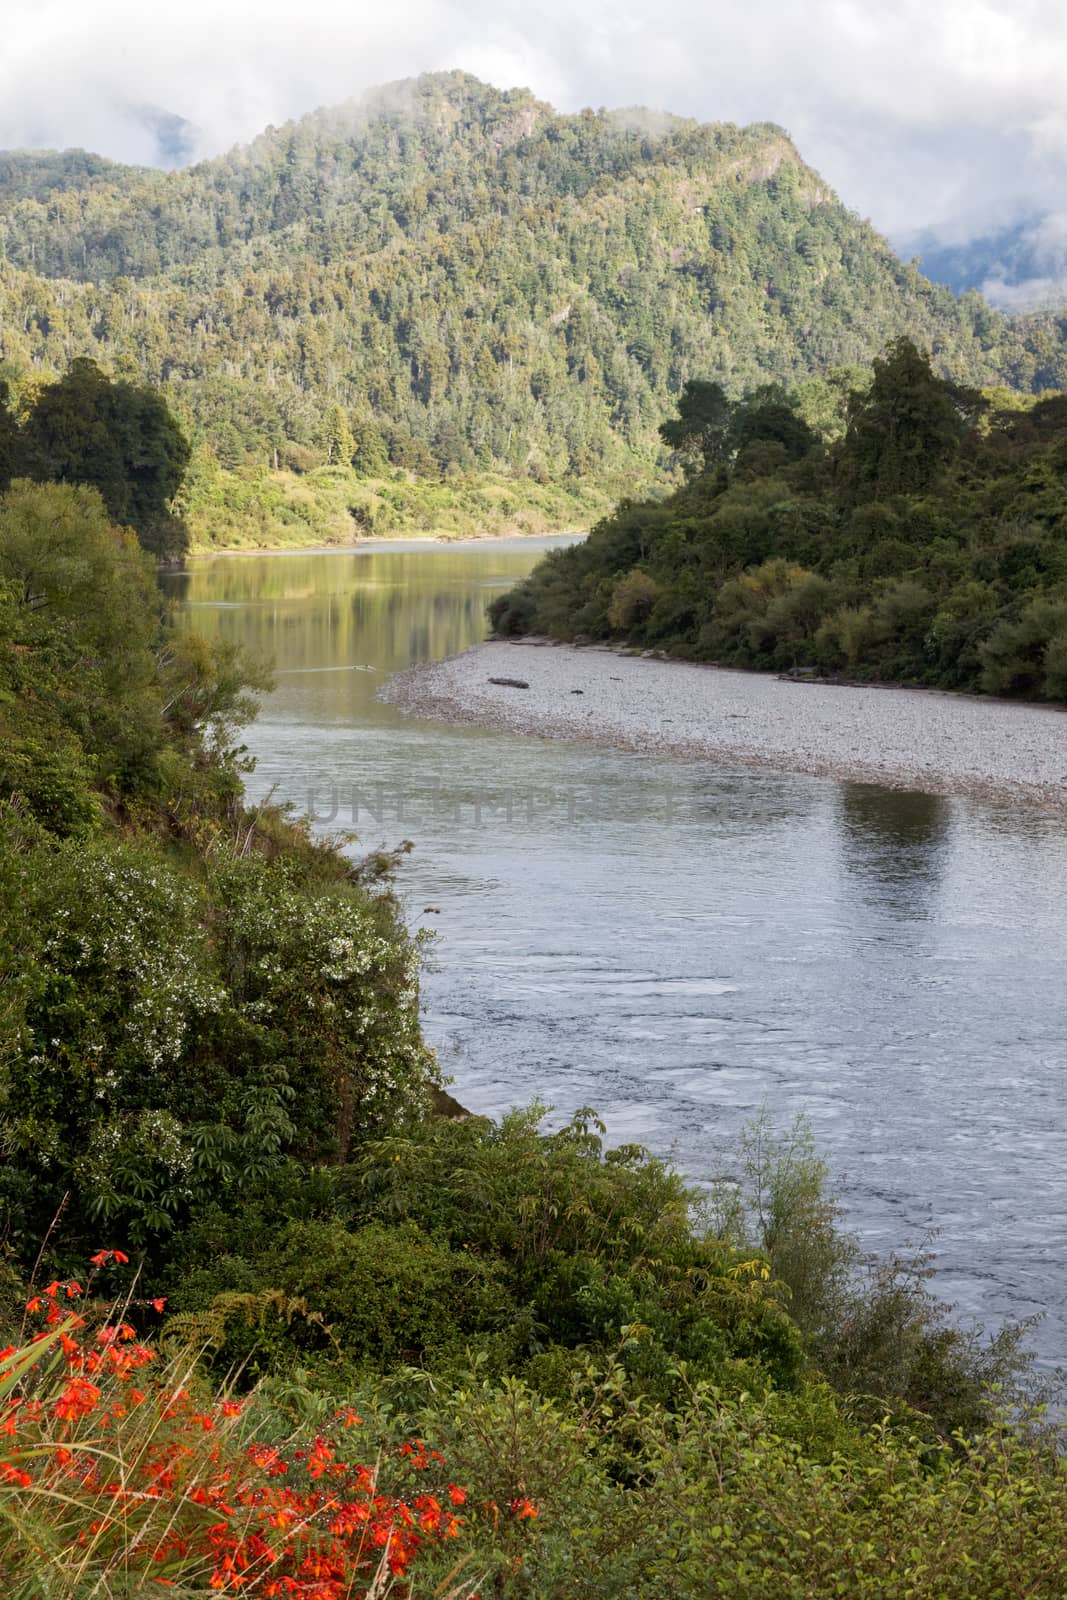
165, 538, 1067, 1365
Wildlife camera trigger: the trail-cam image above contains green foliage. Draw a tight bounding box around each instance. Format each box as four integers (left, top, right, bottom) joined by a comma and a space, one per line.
0, 382, 19, 491
180, 454, 612, 552
0, 824, 435, 1263
3, 71, 1067, 554
840, 336, 976, 499
979, 597, 1067, 696
710, 1115, 1031, 1441
318, 402, 354, 467
607, 568, 660, 629
0, 480, 163, 814
659, 380, 733, 474
249, 1350, 1066, 1600
14, 359, 190, 557
498, 340, 1067, 697
245, 1217, 513, 1369
156, 1107, 807, 1407
0, 483, 436, 1272
732, 386, 820, 466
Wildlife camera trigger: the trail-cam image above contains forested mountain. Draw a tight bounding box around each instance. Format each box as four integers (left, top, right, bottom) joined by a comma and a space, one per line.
2, 72, 1067, 515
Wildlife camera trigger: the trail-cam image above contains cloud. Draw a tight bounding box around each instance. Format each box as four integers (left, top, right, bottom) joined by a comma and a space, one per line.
979, 212, 1067, 310
2, 0, 1067, 241
981, 274, 1067, 312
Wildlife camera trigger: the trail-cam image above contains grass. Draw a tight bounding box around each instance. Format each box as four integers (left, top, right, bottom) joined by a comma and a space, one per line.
181, 463, 624, 554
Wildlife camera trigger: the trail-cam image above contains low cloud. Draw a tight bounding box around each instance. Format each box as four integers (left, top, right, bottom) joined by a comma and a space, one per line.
983, 212, 1067, 309
3, 0, 1067, 245
982, 275, 1067, 312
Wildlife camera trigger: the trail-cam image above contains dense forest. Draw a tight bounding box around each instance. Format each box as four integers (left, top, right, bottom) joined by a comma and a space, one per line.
3, 72, 1067, 547
3, 377, 1067, 1599
490, 339, 1067, 700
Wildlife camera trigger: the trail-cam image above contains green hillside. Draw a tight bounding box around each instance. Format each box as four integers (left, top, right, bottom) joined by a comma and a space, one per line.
2, 72, 1067, 546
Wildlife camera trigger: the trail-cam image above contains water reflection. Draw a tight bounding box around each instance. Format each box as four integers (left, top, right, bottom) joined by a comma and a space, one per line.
162, 541, 564, 731
836, 784, 950, 917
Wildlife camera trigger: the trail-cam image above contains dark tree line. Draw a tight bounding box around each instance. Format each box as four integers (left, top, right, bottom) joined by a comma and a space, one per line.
0, 359, 190, 558
492, 340, 1067, 700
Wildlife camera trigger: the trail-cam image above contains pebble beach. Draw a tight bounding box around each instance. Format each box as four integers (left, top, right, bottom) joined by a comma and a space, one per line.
380, 639, 1067, 808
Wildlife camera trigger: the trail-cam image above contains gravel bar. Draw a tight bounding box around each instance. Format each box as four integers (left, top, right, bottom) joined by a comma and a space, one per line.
380, 640, 1067, 809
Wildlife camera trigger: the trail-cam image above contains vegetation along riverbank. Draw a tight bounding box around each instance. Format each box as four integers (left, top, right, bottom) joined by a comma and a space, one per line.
490, 340, 1067, 704
0, 359, 609, 555
2, 363, 1067, 1594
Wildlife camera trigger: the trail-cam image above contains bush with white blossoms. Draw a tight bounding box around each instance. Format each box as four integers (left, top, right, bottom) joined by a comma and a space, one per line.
0, 818, 437, 1262
209, 853, 437, 1158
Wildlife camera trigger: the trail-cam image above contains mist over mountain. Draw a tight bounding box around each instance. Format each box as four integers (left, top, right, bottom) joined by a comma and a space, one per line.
903, 213, 1067, 315
130, 103, 201, 165
2, 72, 1066, 493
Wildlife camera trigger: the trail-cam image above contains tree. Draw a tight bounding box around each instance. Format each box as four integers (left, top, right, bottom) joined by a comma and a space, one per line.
731, 387, 818, 463
0, 480, 164, 806
0, 382, 22, 492
110, 375, 193, 558
320, 402, 355, 466
839, 339, 967, 501
351, 414, 390, 476
659, 380, 733, 475
19, 359, 191, 558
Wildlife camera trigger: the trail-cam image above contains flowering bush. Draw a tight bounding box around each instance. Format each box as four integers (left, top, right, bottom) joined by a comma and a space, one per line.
208, 853, 435, 1158
0, 818, 437, 1262
0, 1258, 486, 1599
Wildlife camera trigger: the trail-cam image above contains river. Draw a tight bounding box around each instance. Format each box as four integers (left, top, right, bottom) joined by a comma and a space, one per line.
164, 537, 1067, 1366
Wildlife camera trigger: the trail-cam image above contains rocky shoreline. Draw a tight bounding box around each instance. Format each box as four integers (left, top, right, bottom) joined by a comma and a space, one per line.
379, 639, 1067, 809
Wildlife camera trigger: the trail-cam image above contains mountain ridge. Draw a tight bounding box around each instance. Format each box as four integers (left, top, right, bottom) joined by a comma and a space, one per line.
1, 72, 1066, 516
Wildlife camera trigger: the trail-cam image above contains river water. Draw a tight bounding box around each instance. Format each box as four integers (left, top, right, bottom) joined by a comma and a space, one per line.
165, 538, 1067, 1366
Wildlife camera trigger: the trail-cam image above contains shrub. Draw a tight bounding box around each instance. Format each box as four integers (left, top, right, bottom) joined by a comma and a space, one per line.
185, 1219, 516, 1371
606, 569, 659, 630
814, 605, 877, 670
980, 599, 1067, 698
707, 1114, 1034, 1441
0, 826, 436, 1267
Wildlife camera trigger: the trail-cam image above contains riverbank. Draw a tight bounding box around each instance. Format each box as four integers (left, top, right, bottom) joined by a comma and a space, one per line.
184, 460, 617, 553
381, 639, 1067, 808
182, 531, 587, 559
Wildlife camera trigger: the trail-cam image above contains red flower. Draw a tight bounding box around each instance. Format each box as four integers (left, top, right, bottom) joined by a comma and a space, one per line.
54, 1378, 102, 1422
90, 1249, 130, 1269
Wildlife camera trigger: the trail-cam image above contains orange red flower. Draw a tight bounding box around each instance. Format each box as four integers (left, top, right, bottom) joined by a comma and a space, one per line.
0, 1254, 483, 1597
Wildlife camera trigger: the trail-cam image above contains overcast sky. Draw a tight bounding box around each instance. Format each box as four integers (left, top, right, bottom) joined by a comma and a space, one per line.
3, 0, 1067, 241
